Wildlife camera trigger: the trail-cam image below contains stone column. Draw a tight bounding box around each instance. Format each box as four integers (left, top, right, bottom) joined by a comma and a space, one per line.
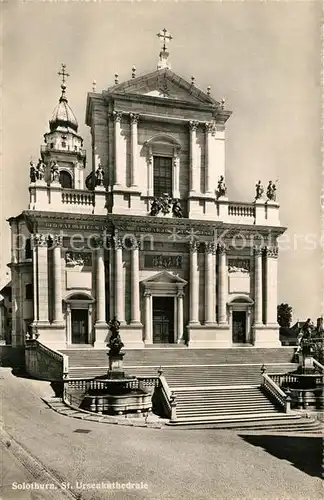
177, 292, 184, 343
253, 246, 263, 325
189, 240, 199, 323
66, 304, 72, 344
112, 111, 123, 186
52, 235, 63, 324
205, 122, 214, 194
144, 292, 152, 344
131, 239, 141, 324
114, 236, 125, 324
172, 149, 180, 199
130, 113, 139, 187
34, 234, 49, 323
147, 146, 153, 197
205, 242, 216, 324
264, 246, 279, 325
189, 121, 199, 193
218, 244, 227, 325
95, 239, 106, 325
31, 235, 38, 323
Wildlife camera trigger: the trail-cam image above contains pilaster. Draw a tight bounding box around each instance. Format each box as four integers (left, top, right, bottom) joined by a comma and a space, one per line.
51, 234, 64, 325
114, 235, 125, 324
205, 242, 216, 325
217, 243, 228, 325
188, 240, 199, 324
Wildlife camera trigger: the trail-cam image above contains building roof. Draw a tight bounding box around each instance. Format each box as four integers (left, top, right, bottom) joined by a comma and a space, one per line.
49, 84, 78, 133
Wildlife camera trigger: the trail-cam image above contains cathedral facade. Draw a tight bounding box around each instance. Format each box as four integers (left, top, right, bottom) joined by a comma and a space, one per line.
8, 34, 285, 351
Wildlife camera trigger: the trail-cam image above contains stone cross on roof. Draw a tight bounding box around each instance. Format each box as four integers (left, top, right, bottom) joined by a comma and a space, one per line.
157, 28, 173, 51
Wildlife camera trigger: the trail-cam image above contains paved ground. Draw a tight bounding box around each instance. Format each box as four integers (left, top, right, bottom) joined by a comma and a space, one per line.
0, 367, 322, 500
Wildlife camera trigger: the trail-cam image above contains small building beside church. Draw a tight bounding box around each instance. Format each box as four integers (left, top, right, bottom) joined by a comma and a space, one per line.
8, 31, 285, 351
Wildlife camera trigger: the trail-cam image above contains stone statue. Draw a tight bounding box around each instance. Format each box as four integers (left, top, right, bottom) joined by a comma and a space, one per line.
95, 164, 104, 187
216, 176, 227, 198
36, 159, 46, 181
172, 199, 183, 218
29, 161, 37, 183
160, 193, 172, 215
301, 318, 314, 338
107, 316, 124, 355
51, 161, 60, 183
149, 198, 161, 216
255, 180, 264, 200
266, 181, 277, 202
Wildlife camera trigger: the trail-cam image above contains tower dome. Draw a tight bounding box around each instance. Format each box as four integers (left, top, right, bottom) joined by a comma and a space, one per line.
49, 83, 78, 133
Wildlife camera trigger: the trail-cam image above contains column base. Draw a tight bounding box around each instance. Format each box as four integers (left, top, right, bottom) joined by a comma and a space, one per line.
253, 325, 281, 347
94, 322, 109, 348
187, 324, 231, 348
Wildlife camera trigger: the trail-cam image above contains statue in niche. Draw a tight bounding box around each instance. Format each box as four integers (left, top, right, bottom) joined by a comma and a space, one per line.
107, 317, 124, 355
29, 161, 37, 183
36, 159, 46, 181
172, 199, 183, 218
216, 176, 227, 198
95, 164, 104, 187
255, 180, 264, 200
266, 181, 277, 202
51, 161, 60, 183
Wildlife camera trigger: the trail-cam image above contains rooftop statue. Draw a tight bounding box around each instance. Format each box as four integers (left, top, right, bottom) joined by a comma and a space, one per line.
36, 159, 46, 181
255, 180, 264, 200
51, 161, 60, 183
29, 161, 37, 183
95, 164, 104, 187
216, 175, 227, 198
172, 199, 183, 218
266, 180, 277, 202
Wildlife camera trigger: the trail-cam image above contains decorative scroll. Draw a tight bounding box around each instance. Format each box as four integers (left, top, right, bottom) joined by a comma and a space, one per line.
65, 252, 92, 267
144, 255, 182, 269
228, 259, 250, 273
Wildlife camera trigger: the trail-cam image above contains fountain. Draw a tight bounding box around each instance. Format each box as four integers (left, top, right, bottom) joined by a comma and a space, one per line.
282, 320, 324, 409
80, 317, 152, 415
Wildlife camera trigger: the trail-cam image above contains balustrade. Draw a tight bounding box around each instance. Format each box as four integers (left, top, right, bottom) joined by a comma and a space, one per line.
228, 203, 255, 217
62, 190, 94, 206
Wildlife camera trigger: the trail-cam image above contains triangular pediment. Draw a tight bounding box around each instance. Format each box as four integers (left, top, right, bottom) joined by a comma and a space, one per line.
107, 68, 218, 106
141, 271, 187, 285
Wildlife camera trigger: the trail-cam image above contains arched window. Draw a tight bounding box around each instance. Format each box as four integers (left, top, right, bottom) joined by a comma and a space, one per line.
59, 170, 73, 189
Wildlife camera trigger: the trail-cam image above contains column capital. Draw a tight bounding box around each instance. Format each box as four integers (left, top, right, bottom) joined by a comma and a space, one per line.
263, 246, 278, 258
144, 291, 151, 298
32, 233, 49, 247
217, 243, 227, 255
112, 110, 123, 122
253, 245, 263, 256
93, 234, 106, 249
130, 112, 139, 124
132, 238, 141, 250
189, 120, 199, 131
50, 234, 63, 248
177, 291, 184, 298
113, 236, 123, 250
205, 121, 216, 136
205, 241, 216, 254
189, 240, 200, 253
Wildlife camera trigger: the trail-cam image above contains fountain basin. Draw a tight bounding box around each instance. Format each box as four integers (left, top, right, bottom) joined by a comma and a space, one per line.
80, 389, 152, 415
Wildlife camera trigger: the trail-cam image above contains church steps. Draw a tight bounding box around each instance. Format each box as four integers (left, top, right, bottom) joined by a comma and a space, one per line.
60, 347, 296, 369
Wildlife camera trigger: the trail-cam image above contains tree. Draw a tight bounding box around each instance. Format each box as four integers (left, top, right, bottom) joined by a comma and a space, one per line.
277, 303, 293, 328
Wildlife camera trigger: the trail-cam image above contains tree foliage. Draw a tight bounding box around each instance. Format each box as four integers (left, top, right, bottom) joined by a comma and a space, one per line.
277, 303, 293, 327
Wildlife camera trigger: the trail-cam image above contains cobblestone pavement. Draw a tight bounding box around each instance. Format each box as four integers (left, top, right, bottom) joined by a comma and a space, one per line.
1, 367, 322, 500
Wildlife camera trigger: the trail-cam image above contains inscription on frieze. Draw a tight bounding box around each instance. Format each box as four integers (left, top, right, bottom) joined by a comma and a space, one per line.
144, 254, 182, 269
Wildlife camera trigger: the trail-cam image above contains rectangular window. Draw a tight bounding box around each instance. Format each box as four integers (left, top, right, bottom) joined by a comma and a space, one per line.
25, 284, 33, 300
153, 156, 172, 197
25, 238, 32, 259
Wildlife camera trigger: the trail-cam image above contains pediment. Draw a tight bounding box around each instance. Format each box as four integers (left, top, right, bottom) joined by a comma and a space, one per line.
141, 271, 187, 285
108, 68, 218, 106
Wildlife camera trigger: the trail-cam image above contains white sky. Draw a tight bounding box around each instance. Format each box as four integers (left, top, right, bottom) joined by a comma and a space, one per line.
1, 0, 322, 321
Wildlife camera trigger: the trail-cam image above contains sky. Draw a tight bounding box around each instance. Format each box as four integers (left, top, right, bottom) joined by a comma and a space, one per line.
1, 0, 322, 321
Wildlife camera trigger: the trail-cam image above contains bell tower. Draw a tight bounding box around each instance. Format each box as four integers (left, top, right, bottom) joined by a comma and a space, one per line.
40, 64, 86, 189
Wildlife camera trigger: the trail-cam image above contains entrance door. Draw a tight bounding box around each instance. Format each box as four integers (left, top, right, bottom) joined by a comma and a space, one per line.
153, 297, 174, 344
232, 311, 246, 343
71, 309, 88, 344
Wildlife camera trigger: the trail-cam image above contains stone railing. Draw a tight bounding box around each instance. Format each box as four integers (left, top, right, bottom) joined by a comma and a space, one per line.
62, 189, 94, 206
261, 373, 290, 412
63, 376, 160, 409
268, 372, 299, 388
312, 358, 324, 373
228, 202, 255, 218
40, 145, 86, 156
154, 368, 177, 421
25, 339, 68, 381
